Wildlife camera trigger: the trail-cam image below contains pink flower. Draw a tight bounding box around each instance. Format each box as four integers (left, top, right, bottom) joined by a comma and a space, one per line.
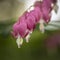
12, 0, 58, 48
12, 13, 29, 38
26, 7, 42, 30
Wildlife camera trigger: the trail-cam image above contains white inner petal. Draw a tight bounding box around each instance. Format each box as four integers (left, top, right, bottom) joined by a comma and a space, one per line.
25, 34, 30, 43
16, 34, 23, 48
39, 19, 45, 33
39, 19, 44, 24
25, 31, 32, 43
27, 6, 34, 12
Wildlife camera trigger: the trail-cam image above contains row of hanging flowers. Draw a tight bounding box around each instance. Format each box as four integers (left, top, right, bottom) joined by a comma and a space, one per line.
11, 0, 58, 48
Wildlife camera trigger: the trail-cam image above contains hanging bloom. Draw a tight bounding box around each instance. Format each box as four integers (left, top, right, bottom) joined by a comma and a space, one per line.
12, 14, 30, 48
12, 0, 58, 48
35, 0, 58, 33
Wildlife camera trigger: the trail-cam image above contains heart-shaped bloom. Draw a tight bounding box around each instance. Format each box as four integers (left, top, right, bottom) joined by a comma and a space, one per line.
12, 0, 58, 48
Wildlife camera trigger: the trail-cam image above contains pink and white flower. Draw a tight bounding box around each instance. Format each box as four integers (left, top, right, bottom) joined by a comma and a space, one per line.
12, 0, 58, 48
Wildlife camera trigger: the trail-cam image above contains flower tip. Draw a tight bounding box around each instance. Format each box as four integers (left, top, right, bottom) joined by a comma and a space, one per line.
25, 38, 29, 43
16, 40, 21, 48
18, 45, 21, 48
39, 19, 45, 33
25, 34, 31, 43
41, 29, 45, 33
26, 39, 29, 43
39, 26, 45, 34
16, 34, 23, 48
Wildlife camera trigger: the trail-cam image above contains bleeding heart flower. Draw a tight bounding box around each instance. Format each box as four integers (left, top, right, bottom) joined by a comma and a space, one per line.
12, 0, 58, 48
35, 0, 58, 33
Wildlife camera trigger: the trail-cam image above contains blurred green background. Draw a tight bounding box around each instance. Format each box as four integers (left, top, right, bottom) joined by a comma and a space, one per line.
0, 20, 60, 60
0, 0, 60, 60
